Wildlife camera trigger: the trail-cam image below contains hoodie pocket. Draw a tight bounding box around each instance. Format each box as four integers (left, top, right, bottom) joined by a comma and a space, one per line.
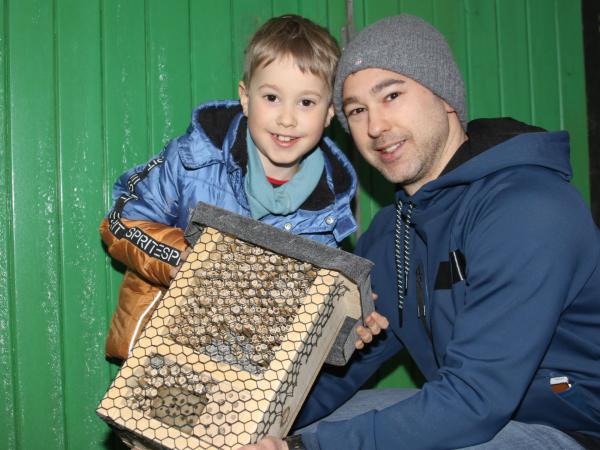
518, 369, 599, 429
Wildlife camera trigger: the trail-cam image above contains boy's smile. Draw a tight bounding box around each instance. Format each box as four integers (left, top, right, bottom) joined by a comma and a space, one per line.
239, 56, 334, 180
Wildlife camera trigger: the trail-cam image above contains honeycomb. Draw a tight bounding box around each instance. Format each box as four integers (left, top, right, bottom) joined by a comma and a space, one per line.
97, 204, 372, 450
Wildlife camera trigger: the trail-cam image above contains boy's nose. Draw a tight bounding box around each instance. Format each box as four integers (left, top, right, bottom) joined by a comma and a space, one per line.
276, 106, 297, 128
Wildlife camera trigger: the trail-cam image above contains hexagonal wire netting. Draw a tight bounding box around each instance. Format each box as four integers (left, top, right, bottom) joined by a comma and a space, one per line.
98, 204, 373, 450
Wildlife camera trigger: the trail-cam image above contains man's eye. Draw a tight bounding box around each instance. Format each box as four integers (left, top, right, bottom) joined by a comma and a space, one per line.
347, 107, 365, 117
264, 94, 278, 102
385, 92, 400, 101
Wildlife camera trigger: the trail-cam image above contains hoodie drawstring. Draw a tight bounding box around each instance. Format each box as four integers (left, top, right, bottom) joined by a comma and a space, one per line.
395, 200, 414, 326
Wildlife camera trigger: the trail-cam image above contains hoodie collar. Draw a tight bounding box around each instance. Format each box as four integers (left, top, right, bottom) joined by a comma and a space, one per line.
397, 118, 571, 207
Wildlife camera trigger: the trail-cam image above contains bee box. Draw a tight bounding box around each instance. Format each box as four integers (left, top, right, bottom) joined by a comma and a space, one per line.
97, 203, 373, 450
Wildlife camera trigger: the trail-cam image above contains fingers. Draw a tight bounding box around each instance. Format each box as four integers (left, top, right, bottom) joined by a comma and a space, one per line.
366, 311, 389, 332
355, 324, 371, 349
354, 311, 390, 350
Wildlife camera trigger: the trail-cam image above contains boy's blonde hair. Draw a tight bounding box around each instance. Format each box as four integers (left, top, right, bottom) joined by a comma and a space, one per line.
243, 15, 340, 93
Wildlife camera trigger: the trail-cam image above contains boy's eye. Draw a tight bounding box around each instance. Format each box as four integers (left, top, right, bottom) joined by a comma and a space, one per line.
300, 99, 315, 107
264, 94, 278, 102
385, 92, 400, 101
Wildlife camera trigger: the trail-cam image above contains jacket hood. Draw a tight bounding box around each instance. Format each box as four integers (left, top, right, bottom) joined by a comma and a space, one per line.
177, 100, 243, 168
404, 118, 572, 204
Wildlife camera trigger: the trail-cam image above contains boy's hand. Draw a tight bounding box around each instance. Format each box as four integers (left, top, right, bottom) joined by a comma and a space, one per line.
355, 293, 389, 350
169, 247, 191, 279
237, 436, 288, 450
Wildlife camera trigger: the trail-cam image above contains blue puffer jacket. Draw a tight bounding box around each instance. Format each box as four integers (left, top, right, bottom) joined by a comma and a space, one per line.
111, 100, 357, 247
296, 119, 600, 449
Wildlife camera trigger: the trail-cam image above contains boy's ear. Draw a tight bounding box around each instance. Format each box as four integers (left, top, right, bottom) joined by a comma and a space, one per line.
238, 81, 249, 116
324, 104, 335, 127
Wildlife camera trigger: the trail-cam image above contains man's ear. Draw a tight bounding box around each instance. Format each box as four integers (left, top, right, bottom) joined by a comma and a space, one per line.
238, 81, 249, 116
442, 99, 456, 114
324, 104, 335, 127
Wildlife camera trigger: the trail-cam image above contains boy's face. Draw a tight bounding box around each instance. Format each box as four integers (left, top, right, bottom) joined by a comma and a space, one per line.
239, 57, 334, 180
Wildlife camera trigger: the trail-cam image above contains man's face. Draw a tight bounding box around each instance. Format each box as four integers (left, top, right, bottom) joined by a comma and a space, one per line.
342, 68, 456, 194
239, 56, 334, 180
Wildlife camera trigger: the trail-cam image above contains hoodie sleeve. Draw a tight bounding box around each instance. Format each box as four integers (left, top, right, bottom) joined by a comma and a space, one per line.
301, 169, 600, 449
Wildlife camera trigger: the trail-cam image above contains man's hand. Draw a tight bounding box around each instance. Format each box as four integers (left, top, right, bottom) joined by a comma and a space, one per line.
237, 436, 289, 450
169, 247, 191, 279
355, 293, 389, 350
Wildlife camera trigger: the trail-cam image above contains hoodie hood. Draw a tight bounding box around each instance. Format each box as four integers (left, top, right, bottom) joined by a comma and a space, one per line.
401, 118, 572, 205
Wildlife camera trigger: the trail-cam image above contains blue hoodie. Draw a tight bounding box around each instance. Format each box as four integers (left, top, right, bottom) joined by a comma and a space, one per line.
295, 119, 600, 449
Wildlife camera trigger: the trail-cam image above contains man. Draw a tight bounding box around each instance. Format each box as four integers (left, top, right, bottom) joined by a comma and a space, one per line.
243, 14, 600, 450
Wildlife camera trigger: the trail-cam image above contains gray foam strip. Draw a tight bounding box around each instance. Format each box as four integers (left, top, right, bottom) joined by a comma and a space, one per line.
184, 202, 375, 366
185, 202, 373, 286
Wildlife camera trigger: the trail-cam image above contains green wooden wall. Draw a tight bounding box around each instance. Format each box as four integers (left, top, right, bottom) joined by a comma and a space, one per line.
0, 1, 589, 449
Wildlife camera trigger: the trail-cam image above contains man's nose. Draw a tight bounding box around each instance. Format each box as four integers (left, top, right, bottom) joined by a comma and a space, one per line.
367, 108, 390, 138
277, 104, 297, 128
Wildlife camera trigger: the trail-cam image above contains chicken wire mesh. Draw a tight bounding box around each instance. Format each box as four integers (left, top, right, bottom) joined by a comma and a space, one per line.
97, 203, 373, 450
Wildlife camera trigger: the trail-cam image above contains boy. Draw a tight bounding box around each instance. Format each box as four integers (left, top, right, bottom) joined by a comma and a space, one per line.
100, 15, 363, 360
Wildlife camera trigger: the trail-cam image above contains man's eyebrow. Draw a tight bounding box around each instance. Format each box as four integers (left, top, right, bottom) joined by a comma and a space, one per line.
342, 96, 359, 109
370, 78, 405, 95
342, 78, 406, 108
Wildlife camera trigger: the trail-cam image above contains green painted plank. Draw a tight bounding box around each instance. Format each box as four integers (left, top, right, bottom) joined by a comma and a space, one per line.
231, 0, 273, 88
465, 0, 501, 118
433, 0, 468, 108
555, 0, 590, 202
8, 0, 65, 448
0, 0, 17, 447
101, 0, 149, 379
273, 0, 299, 17
326, 0, 348, 43
363, 0, 398, 25
190, 0, 235, 102
55, 1, 111, 449
298, 0, 327, 26
400, 0, 433, 20
102, 0, 149, 183
352, 0, 366, 31
146, 0, 192, 156
496, 0, 532, 121
527, 0, 561, 130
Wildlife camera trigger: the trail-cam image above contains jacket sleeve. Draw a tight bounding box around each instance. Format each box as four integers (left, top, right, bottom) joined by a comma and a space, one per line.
102, 141, 191, 283
301, 173, 600, 449
100, 218, 187, 287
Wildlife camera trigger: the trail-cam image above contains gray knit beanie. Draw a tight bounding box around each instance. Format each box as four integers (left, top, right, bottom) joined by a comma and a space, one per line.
334, 14, 467, 131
